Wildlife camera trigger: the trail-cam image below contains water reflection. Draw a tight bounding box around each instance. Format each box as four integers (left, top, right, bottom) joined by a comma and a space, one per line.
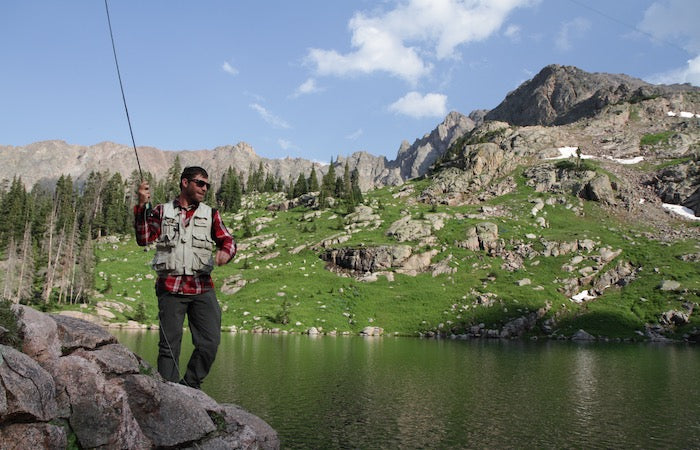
113, 331, 700, 449
571, 348, 598, 429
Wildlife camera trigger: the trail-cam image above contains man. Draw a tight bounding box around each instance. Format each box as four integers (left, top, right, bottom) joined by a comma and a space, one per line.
134, 166, 236, 389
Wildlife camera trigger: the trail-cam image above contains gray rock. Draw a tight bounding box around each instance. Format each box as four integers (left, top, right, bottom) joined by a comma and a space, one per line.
660, 310, 690, 326
584, 174, 616, 204
321, 245, 412, 273
123, 375, 216, 447
386, 215, 433, 242
571, 329, 596, 341
360, 327, 384, 336
0, 423, 67, 449
53, 355, 150, 449
51, 313, 118, 353
0, 345, 57, 422
659, 280, 682, 291
3, 307, 279, 449
15, 305, 62, 364
72, 343, 142, 376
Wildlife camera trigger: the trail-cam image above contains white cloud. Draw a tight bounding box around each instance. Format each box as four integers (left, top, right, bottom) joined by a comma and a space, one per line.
249, 103, 291, 129
639, 0, 700, 53
388, 91, 447, 118
647, 54, 700, 86
504, 24, 521, 41
222, 61, 239, 76
307, 0, 535, 84
291, 78, 322, 98
345, 128, 363, 140
638, 0, 700, 86
555, 17, 591, 51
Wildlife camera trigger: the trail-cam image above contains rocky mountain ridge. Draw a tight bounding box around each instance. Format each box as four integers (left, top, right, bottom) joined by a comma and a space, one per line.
1, 64, 698, 202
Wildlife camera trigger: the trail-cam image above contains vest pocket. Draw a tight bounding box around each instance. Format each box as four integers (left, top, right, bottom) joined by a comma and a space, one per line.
152, 251, 175, 274
191, 248, 214, 274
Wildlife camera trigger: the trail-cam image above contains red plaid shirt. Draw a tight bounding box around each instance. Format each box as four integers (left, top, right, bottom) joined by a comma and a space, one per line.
134, 200, 236, 295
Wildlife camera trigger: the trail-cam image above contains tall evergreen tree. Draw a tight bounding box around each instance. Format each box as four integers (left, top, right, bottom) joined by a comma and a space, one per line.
292, 173, 309, 198
351, 167, 363, 206
308, 165, 319, 192
320, 158, 337, 208
54, 175, 76, 233
3, 177, 29, 244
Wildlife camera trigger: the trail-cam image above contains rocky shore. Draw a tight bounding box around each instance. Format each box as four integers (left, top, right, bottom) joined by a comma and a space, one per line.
0, 305, 279, 449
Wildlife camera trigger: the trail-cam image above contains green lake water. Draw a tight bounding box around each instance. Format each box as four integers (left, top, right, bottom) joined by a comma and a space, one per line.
113, 331, 700, 449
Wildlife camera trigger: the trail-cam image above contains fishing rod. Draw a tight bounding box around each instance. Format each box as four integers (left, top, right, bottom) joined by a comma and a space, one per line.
104, 0, 145, 181
104, 0, 187, 386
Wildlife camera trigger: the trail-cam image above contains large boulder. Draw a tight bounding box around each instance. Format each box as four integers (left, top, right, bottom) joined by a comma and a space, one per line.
321, 245, 413, 273
386, 215, 433, 242
0, 305, 279, 449
583, 173, 616, 204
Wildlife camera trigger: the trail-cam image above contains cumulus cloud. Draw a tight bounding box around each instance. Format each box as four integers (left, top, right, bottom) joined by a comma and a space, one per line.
249, 103, 291, 129
646, 54, 700, 86
222, 61, 239, 76
291, 78, 322, 98
555, 17, 591, 51
388, 91, 447, 118
307, 0, 535, 84
639, 0, 700, 86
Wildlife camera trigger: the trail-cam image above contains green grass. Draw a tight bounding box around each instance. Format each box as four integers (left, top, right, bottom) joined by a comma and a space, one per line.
640, 130, 675, 147
64, 180, 700, 341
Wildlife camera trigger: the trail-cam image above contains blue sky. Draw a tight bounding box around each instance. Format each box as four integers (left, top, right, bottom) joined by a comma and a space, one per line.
2, 0, 699, 163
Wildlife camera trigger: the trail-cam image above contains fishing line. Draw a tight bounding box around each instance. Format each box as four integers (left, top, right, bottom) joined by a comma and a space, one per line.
105, 0, 185, 385
104, 0, 145, 181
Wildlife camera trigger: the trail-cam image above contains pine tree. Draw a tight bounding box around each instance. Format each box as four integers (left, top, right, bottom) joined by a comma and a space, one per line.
216, 167, 242, 213
3, 177, 28, 244
54, 175, 76, 233
320, 158, 337, 208
308, 165, 320, 192
293, 173, 309, 198
351, 167, 363, 205
164, 155, 182, 200
102, 172, 128, 235
342, 161, 353, 205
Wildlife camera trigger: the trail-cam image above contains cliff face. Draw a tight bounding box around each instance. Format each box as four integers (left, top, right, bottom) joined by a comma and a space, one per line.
483, 64, 691, 126
0, 305, 279, 449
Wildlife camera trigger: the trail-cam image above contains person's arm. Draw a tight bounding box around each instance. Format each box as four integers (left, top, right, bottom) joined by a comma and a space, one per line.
133, 181, 163, 246
211, 209, 236, 265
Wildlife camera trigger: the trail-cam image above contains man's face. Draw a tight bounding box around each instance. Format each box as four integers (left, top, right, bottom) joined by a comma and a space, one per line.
182, 175, 210, 204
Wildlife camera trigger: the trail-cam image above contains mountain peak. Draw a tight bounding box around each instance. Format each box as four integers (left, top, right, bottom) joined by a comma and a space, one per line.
484, 64, 651, 126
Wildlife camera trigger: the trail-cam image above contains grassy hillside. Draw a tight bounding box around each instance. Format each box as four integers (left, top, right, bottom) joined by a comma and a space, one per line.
85, 168, 700, 341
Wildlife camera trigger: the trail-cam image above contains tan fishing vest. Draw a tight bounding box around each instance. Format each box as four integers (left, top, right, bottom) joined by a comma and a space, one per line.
151, 202, 215, 276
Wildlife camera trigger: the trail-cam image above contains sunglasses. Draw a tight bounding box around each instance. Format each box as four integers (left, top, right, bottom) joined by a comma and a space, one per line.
188, 178, 211, 189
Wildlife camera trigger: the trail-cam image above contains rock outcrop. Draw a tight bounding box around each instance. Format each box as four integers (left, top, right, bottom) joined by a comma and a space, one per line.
394, 111, 476, 179
0, 305, 279, 449
485, 64, 665, 126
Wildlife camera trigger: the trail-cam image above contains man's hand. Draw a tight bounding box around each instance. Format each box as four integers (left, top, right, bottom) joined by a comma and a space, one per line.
137, 180, 151, 207
215, 250, 232, 266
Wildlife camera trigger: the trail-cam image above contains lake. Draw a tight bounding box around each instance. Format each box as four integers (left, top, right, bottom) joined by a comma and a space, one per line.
113, 331, 700, 449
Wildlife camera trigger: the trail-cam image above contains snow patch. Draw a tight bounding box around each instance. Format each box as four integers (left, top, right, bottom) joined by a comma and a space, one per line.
604, 155, 644, 164
570, 290, 596, 303
667, 111, 699, 118
546, 147, 594, 160
662, 203, 700, 221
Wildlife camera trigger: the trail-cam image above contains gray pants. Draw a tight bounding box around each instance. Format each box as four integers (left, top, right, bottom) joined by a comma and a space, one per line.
157, 288, 221, 389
